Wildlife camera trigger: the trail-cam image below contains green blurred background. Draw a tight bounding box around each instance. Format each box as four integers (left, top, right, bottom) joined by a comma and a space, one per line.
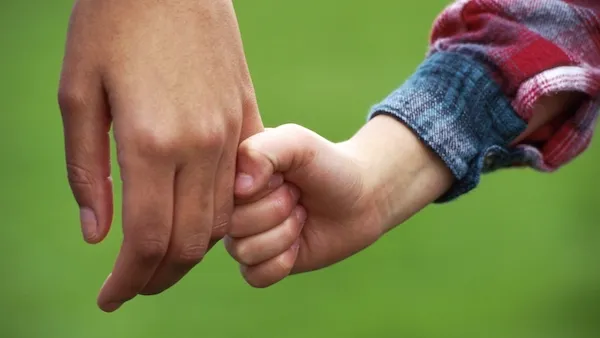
1, 1, 599, 337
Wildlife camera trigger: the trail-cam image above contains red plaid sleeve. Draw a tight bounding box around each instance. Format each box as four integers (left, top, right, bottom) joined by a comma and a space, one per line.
430, 0, 600, 171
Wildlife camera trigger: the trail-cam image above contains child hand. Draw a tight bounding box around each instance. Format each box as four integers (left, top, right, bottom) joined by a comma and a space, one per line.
225, 116, 454, 287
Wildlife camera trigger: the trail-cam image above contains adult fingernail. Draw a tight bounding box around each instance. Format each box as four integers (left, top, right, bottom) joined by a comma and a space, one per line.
102, 302, 123, 313
268, 174, 284, 189
235, 173, 254, 193
101, 273, 112, 290
295, 206, 307, 225
79, 207, 97, 242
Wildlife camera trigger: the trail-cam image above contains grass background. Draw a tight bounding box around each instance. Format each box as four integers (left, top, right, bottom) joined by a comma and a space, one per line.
1, 1, 599, 337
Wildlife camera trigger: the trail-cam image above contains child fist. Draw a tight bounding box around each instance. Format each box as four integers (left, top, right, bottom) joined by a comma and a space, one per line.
226, 117, 453, 287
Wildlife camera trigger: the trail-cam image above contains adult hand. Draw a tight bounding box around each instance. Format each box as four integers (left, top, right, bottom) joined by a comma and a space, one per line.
58, 0, 263, 312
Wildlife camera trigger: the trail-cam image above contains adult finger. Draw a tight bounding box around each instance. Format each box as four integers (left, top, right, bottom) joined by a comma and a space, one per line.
142, 101, 248, 295
226, 205, 306, 266
97, 153, 175, 312
229, 183, 300, 238
140, 152, 219, 295
58, 67, 113, 244
209, 123, 240, 244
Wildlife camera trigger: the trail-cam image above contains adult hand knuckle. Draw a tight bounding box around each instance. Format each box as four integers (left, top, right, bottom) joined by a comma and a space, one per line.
134, 238, 168, 263
66, 163, 94, 186
241, 90, 259, 115
134, 127, 179, 157
211, 214, 230, 239
224, 110, 242, 134
57, 86, 86, 115
174, 243, 207, 266
192, 126, 226, 151
173, 232, 210, 265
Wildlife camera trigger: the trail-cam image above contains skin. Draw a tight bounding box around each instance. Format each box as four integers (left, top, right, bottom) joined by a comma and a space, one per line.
57, 0, 585, 309
226, 93, 583, 288
226, 115, 455, 287
58, 0, 262, 312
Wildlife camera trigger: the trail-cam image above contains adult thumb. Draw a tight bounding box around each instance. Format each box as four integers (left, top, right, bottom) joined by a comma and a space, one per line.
58, 72, 113, 244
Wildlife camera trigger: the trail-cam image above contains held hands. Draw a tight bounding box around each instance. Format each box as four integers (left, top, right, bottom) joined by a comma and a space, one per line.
59, 0, 454, 310
58, 0, 576, 311
225, 116, 455, 287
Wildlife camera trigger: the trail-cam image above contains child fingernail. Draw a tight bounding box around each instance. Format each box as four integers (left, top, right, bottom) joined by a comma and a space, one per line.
291, 239, 301, 251
268, 174, 284, 189
235, 173, 254, 193
289, 185, 301, 201
295, 206, 307, 225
